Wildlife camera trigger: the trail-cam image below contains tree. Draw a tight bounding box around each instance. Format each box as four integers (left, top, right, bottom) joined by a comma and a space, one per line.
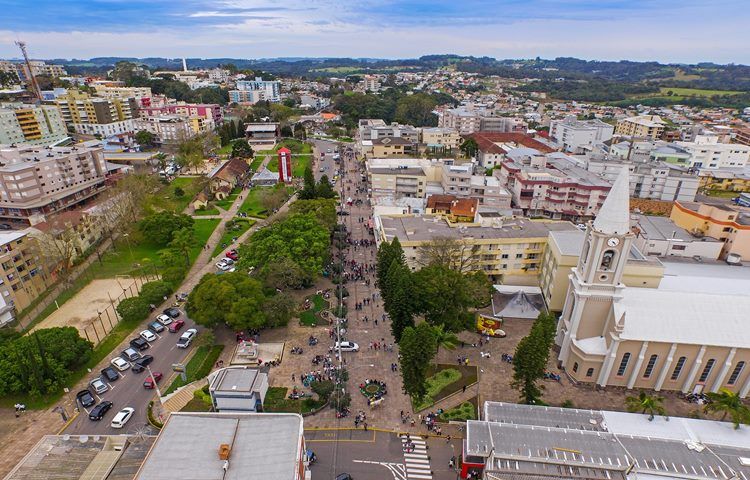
138, 280, 173, 305
175, 136, 205, 172
0, 70, 18, 87
230, 139, 254, 159
399, 322, 438, 401
289, 199, 337, 231
626, 391, 666, 421
299, 165, 317, 200
168, 227, 196, 267
138, 212, 194, 246
261, 257, 308, 290
316, 175, 336, 199
432, 324, 459, 354
704, 388, 750, 429
135, 130, 155, 148
259, 184, 289, 213
460, 138, 479, 158
187, 272, 268, 330
417, 237, 480, 273
412, 264, 477, 332
280, 125, 294, 137
383, 261, 415, 342
376, 237, 406, 295
394, 93, 438, 126
116, 297, 150, 323
173, 186, 185, 198
511, 311, 557, 404
31, 223, 81, 285
262, 293, 296, 327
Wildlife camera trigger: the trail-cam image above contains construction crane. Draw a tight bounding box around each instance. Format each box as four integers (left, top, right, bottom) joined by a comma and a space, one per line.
15, 40, 42, 102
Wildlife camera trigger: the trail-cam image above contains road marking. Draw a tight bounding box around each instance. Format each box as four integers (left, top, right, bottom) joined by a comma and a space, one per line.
353, 460, 406, 480
400, 435, 433, 480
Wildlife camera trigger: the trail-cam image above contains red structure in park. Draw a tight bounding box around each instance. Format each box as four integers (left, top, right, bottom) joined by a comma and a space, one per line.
278, 147, 292, 183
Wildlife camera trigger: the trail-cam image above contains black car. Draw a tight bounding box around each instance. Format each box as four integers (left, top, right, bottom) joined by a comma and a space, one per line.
100, 366, 119, 382
163, 307, 181, 318
130, 337, 150, 351
88, 400, 113, 421
76, 389, 96, 408
131, 355, 154, 373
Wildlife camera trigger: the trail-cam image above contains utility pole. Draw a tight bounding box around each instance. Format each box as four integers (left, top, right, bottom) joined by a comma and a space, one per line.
15, 41, 42, 102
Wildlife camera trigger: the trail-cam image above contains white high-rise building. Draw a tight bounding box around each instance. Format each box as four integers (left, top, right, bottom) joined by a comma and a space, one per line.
232, 77, 280, 103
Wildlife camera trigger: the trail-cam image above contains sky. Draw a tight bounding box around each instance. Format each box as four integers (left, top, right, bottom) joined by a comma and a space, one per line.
0, 0, 748, 64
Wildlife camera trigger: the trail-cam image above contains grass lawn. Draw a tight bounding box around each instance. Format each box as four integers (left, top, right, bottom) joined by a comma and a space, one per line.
263, 387, 326, 414
193, 207, 220, 216
438, 396, 478, 422
658, 87, 743, 97
250, 156, 265, 171
237, 187, 269, 218
413, 364, 479, 411
703, 189, 740, 198
214, 190, 241, 210
165, 344, 224, 394
149, 177, 204, 214
299, 294, 327, 326
217, 144, 232, 155
266, 153, 312, 176
190, 218, 221, 261
211, 218, 256, 257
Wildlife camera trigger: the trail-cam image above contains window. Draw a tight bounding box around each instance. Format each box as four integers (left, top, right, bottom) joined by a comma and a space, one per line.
572, 362, 579, 373
643, 354, 658, 378
699, 359, 716, 383
600, 250, 615, 270
728, 361, 745, 385
671, 245, 686, 251
616, 353, 631, 376
671, 357, 687, 380
515, 253, 523, 259
586, 368, 594, 377
501, 254, 509, 259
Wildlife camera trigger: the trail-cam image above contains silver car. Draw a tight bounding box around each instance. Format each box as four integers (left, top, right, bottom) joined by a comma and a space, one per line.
89, 377, 109, 394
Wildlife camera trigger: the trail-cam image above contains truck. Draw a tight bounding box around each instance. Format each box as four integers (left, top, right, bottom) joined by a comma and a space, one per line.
732, 192, 750, 208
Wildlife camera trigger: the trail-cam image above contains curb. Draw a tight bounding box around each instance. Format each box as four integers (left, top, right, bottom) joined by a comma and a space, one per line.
304, 426, 465, 439
57, 410, 79, 434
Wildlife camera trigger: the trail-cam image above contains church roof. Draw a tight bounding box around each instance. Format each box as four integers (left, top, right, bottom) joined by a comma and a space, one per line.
593, 167, 630, 235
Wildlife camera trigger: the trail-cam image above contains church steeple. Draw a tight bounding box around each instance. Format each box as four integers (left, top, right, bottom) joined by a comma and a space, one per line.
593, 167, 631, 235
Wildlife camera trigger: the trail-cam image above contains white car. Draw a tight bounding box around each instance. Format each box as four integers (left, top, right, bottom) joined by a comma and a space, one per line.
156, 314, 173, 326
177, 328, 198, 348
110, 357, 131, 372
110, 407, 135, 429
89, 377, 109, 394
140, 330, 157, 342
216, 262, 232, 271
332, 341, 359, 352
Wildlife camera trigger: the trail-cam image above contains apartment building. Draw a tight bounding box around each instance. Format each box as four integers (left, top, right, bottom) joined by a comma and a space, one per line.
419, 127, 461, 152
614, 115, 666, 139
138, 102, 222, 125
0, 143, 107, 223
93, 85, 152, 99
54, 91, 136, 136
0, 230, 50, 326
497, 151, 612, 220
361, 75, 382, 92
631, 213, 723, 260
585, 155, 699, 202
465, 132, 555, 169
133, 115, 202, 144
370, 136, 416, 157
441, 163, 511, 208
229, 89, 268, 104
375, 213, 578, 283
369, 165, 428, 198
12, 61, 67, 81
734, 127, 750, 146
698, 169, 750, 192
0, 103, 68, 146
232, 77, 281, 103
438, 107, 524, 135
670, 200, 750, 260
549, 116, 614, 154
358, 119, 419, 143
540, 229, 664, 311
676, 135, 750, 169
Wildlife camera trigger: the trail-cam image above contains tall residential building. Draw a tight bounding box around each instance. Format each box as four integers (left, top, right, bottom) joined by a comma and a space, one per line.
0, 230, 50, 326
669, 200, 750, 261
465, 132, 555, 169
0, 143, 107, 223
614, 115, 666, 139
133, 115, 207, 144
556, 169, 750, 397
549, 116, 614, 154
438, 106, 524, 135
54, 91, 136, 137
0, 103, 68, 146
361, 75, 382, 92
232, 77, 281, 103
419, 127, 461, 152
138, 102, 222, 125
92, 85, 152, 99
2, 60, 67, 82
676, 135, 750, 169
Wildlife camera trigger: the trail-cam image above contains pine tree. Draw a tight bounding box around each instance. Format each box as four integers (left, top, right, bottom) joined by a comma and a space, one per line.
316, 175, 336, 199
299, 165, 317, 199
237, 119, 245, 139
511, 311, 557, 404
385, 261, 415, 342
399, 322, 438, 401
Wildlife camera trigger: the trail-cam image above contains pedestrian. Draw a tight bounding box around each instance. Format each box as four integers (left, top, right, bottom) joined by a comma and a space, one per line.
364, 422, 368, 431
446, 434, 451, 443
449, 456, 455, 469
292, 374, 296, 382
462, 385, 467, 393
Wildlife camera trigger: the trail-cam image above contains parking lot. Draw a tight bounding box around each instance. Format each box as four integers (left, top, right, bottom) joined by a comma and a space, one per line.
63, 306, 201, 435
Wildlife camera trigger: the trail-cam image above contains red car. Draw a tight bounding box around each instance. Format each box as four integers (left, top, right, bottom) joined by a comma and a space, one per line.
226, 250, 238, 261
143, 372, 163, 389
168, 319, 185, 333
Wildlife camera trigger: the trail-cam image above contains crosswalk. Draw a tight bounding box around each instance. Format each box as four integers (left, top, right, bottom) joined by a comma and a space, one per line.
400, 435, 433, 480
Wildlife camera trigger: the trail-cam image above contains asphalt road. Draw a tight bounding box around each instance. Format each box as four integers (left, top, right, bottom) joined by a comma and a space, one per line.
311, 139, 341, 182
64, 307, 201, 435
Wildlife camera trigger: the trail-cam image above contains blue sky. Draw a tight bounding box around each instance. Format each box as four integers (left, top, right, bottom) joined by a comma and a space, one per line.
0, 0, 747, 63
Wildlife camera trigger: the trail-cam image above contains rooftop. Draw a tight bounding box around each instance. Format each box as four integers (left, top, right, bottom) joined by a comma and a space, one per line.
633, 214, 720, 242
467, 132, 555, 155
0, 144, 101, 172
134, 413, 304, 480
379, 215, 577, 243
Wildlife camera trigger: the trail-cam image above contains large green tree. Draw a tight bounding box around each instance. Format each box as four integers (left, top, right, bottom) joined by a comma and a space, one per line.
138, 212, 194, 246
230, 139, 254, 159
289, 199, 337, 231
511, 311, 557, 404
394, 93, 438, 126
460, 138, 479, 158
168, 226, 196, 267
399, 322, 438, 401
316, 175, 336, 199
187, 272, 266, 329
625, 391, 666, 421
385, 261, 415, 342
412, 264, 484, 332
704, 388, 750, 429
299, 165, 317, 200
135, 130, 155, 148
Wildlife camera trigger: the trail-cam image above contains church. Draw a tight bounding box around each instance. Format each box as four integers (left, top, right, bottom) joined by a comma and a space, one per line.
556, 168, 750, 397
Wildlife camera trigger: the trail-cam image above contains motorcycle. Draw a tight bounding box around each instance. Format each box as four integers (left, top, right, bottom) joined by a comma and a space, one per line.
290, 347, 303, 355
308, 336, 319, 346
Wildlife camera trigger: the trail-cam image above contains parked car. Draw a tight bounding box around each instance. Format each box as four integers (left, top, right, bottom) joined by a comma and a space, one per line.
163, 307, 181, 318
331, 341, 359, 352
140, 330, 157, 342
156, 314, 173, 326
121, 348, 141, 362
148, 321, 165, 333
226, 250, 238, 261
89, 377, 109, 395
168, 319, 186, 333
111, 357, 131, 371
143, 372, 163, 389
0, 223, 11, 230
131, 354, 153, 373
130, 337, 150, 351
335, 475, 353, 480
88, 401, 113, 421
110, 407, 135, 429
100, 366, 120, 382
177, 328, 197, 348
76, 389, 96, 408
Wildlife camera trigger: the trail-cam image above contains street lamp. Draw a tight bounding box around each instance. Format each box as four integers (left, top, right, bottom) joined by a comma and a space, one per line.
122, 233, 135, 265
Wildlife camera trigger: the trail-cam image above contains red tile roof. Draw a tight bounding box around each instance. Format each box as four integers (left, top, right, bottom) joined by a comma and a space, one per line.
467, 132, 555, 154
